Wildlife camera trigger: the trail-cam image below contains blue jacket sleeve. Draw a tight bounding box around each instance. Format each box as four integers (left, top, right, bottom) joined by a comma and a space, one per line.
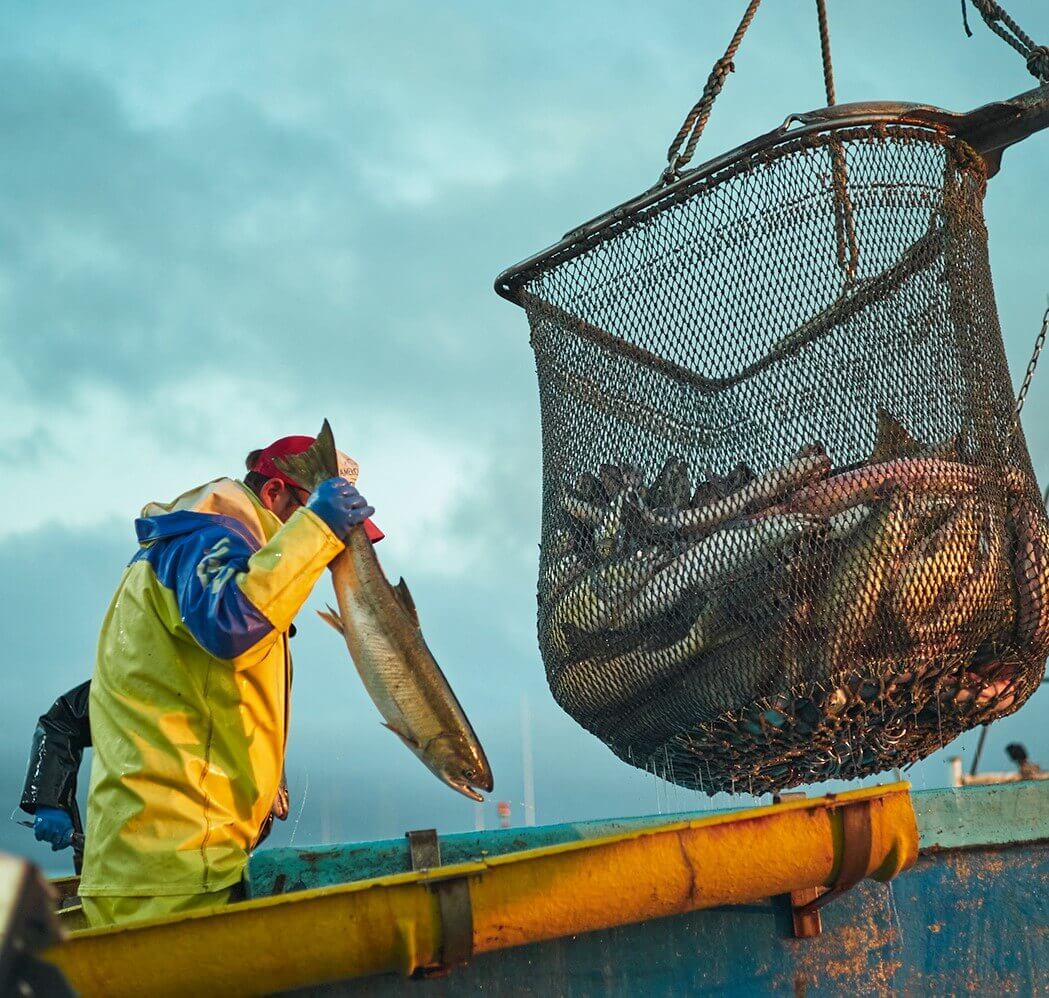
141, 522, 276, 660
139, 509, 342, 661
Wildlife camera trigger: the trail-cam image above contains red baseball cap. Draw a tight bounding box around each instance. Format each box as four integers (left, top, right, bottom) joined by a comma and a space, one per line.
249, 435, 384, 543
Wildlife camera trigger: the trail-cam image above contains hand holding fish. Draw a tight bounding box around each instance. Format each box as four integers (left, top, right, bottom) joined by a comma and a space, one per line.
307, 477, 375, 539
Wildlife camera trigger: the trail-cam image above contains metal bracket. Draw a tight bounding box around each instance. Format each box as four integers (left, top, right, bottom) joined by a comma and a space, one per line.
406, 828, 442, 871
405, 829, 474, 979
773, 794, 875, 939
773, 793, 823, 938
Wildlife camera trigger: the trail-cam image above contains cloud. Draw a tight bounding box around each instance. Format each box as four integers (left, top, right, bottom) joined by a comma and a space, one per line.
0, 362, 530, 581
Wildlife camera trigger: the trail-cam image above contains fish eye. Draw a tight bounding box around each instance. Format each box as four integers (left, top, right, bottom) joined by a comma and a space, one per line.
463, 768, 476, 781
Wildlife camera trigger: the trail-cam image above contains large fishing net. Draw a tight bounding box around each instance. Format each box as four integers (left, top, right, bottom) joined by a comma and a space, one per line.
498, 121, 1049, 794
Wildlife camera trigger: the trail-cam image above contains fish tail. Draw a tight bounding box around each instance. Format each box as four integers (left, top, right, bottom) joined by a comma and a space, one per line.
272, 419, 340, 490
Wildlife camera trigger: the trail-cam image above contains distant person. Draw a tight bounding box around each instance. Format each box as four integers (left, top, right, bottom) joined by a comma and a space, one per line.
1006, 743, 1048, 781
20, 682, 90, 868
77, 434, 381, 928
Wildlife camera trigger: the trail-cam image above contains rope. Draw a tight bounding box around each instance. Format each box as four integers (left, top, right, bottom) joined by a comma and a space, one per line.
663, 0, 764, 182
816, 0, 836, 106
814, 0, 859, 281
962, 0, 1049, 82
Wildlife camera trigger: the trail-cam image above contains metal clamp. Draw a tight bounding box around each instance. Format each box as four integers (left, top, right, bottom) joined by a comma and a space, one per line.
406, 828, 441, 871
405, 829, 474, 978
795, 799, 874, 918
772, 793, 822, 938
773, 794, 875, 939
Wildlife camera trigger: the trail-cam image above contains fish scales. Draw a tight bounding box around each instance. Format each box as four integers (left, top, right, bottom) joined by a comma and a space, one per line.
893, 495, 985, 624
816, 489, 912, 674
618, 514, 821, 630
547, 514, 819, 648
776, 458, 988, 518
1007, 490, 1049, 657
551, 611, 718, 717
610, 634, 786, 751
568, 567, 799, 740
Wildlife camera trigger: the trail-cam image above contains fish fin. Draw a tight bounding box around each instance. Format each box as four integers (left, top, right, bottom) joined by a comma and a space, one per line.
393, 578, 421, 628
317, 604, 345, 634
381, 721, 421, 751
272, 419, 340, 490
871, 409, 921, 463
575, 472, 608, 504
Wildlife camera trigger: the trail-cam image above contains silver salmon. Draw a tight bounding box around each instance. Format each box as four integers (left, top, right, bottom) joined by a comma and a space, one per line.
276, 420, 493, 802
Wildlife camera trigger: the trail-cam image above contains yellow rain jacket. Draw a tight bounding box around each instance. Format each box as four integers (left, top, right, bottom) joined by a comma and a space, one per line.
79, 479, 343, 902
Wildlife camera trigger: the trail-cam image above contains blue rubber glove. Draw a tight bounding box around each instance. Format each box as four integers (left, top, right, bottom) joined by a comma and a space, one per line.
34, 807, 74, 851
306, 477, 375, 541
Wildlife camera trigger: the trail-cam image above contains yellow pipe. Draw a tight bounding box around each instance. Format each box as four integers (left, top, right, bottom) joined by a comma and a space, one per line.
44, 783, 917, 997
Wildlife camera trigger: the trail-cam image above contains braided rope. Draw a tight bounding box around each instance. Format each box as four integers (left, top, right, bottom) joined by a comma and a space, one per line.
663, 0, 764, 181
963, 0, 1049, 81
816, 0, 836, 106
814, 0, 859, 280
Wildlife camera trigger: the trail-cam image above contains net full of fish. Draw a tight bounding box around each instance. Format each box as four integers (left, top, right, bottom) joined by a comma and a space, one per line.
499, 124, 1049, 795
540, 410, 1049, 794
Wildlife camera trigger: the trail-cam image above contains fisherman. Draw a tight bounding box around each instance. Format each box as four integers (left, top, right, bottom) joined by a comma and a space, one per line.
77, 434, 379, 928
19, 682, 90, 864
1006, 743, 1048, 781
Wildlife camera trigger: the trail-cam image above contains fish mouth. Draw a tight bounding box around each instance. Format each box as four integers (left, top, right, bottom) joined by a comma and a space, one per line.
443, 768, 493, 803
447, 780, 486, 803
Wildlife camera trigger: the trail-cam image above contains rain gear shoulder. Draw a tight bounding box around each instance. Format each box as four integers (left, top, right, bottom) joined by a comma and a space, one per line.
79, 479, 342, 898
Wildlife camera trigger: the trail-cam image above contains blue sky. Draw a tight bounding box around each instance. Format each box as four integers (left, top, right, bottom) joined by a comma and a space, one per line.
2, 1, 1047, 872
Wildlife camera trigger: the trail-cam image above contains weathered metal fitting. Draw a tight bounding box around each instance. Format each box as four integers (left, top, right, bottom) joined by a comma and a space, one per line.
405, 829, 474, 978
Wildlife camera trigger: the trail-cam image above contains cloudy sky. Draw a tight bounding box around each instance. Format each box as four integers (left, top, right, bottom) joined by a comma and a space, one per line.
2, 1, 1047, 873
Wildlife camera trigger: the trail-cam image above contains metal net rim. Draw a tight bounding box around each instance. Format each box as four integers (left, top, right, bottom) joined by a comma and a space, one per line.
497, 116, 985, 302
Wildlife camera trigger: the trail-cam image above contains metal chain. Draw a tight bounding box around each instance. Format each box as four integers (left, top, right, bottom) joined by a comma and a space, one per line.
662, 0, 764, 183
1015, 302, 1049, 418
977, 311, 1049, 776
957, 2, 1046, 779
962, 0, 1049, 82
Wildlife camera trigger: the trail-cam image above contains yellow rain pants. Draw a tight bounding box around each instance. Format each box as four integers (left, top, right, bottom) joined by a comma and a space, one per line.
80, 885, 238, 928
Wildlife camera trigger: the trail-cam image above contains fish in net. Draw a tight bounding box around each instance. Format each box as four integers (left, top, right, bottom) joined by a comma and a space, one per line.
497, 111, 1049, 794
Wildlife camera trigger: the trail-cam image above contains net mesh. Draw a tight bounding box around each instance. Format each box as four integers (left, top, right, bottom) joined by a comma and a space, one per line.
511, 124, 1049, 794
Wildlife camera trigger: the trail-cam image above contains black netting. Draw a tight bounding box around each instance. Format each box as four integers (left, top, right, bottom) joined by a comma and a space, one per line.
506, 124, 1049, 794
